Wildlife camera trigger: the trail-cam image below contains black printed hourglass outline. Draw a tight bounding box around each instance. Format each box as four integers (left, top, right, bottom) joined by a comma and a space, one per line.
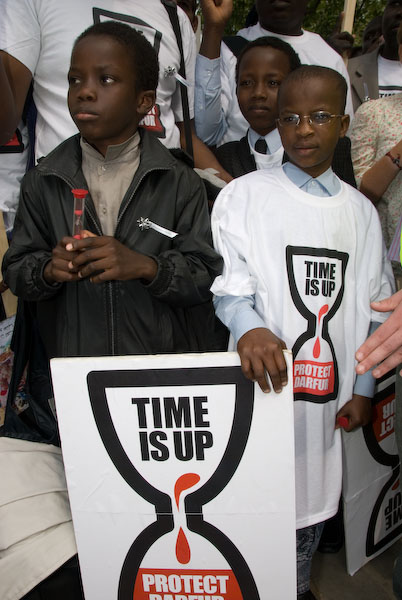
362, 370, 402, 556
86, 367, 259, 600
286, 246, 349, 403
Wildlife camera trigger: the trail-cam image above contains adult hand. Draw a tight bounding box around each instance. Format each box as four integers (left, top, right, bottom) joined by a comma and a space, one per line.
355, 290, 402, 378
65, 235, 158, 283
43, 237, 81, 283
335, 394, 372, 432
237, 327, 288, 393
326, 13, 354, 57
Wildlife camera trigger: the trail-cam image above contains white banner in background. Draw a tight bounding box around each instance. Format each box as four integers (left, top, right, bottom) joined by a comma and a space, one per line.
51, 351, 297, 600
343, 369, 402, 575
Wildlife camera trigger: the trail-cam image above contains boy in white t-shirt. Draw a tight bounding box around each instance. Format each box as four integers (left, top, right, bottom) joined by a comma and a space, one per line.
211, 65, 393, 600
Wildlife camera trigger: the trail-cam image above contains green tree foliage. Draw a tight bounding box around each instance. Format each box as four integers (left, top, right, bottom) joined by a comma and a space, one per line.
224, 0, 387, 45
303, 0, 387, 45
224, 0, 255, 34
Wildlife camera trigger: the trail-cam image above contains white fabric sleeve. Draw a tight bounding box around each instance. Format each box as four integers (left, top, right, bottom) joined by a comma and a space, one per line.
1, 0, 40, 75
194, 42, 237, 145
195, 55, 228, 144
210, 182, 258, 297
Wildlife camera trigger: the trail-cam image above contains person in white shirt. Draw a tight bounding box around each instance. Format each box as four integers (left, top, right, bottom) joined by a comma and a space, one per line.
195, 0, 354, 147
211, 65, 393, 600
0, 0, 230, 179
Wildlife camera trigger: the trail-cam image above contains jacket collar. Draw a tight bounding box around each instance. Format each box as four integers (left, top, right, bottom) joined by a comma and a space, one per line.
35, 128, 177, 187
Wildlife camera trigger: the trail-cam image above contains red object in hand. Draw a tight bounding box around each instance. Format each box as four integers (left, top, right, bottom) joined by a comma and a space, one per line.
71, 189, 88, 239
337, 416, 349, 428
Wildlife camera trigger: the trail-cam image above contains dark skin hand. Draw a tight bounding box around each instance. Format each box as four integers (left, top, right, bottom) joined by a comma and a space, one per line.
335, 394, 372, 432
44, 234, 157, 284
326, 13, 355, 58
237, 327, 288, 393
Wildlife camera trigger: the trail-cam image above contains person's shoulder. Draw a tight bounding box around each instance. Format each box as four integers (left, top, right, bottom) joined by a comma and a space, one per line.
35, 135, 81, 173
236, 23, 260, 41
343, 180, 378, 216
354, 96, 388, 120
224, 164, 282, 196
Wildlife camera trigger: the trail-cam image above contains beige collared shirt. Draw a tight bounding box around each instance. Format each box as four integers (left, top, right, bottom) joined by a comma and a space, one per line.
80, 132, 141, 236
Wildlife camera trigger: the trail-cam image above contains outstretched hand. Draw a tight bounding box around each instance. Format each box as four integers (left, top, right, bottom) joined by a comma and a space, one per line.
237, 327, 288, 393
335, 394, 372, 432
356, 290, 402, 378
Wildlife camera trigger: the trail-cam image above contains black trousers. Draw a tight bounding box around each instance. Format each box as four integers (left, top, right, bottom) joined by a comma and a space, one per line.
21, 556, 84, 600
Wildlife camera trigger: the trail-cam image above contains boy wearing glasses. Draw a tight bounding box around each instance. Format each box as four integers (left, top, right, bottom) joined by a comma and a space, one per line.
211, 65, 393, 600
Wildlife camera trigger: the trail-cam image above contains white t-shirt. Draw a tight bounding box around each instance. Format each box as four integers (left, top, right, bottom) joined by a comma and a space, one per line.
378, 54, 402, 98
196, 24, 354, 146
211, 166, 393, 527
0, 0, 196, 162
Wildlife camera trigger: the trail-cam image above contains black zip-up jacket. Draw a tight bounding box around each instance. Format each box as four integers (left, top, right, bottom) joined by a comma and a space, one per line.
3, 130, 223, 359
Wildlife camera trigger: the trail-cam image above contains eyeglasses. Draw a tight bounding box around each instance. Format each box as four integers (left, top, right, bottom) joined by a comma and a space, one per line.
277, 111, 344, 127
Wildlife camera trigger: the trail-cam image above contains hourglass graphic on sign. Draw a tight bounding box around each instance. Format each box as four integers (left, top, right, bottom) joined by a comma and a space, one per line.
286, 246, 349, 403
87, 366, 259, 600
362, 369, 402, 556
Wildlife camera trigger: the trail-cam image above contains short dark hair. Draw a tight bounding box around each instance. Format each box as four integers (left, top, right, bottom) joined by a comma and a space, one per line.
278, 65, 347, 113
236, 36, 301, 83
74, 21, 159, 93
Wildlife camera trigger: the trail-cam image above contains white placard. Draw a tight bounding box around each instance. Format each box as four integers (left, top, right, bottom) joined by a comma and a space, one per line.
343, 370, 402, 575
51, 351, 296, 600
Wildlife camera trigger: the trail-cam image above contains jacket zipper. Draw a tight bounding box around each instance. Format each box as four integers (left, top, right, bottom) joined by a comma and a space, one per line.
41, 165, 171, 356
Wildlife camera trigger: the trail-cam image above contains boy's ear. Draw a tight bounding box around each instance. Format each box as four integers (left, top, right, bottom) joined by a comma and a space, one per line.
339, 114, 350, 138
137, 90, 156, 117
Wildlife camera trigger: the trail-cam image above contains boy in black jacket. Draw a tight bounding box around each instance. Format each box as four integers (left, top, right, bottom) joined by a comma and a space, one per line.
3, 21, 222, 360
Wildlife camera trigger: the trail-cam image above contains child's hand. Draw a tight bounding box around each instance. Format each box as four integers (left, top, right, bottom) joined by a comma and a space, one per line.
237, 327, 288, 393
335, 394, 372, 432
43, 237, 81, 283
65, 236, 158, 283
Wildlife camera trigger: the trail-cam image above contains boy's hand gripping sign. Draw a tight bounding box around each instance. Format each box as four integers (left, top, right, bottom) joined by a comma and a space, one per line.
51, 352, 296, 599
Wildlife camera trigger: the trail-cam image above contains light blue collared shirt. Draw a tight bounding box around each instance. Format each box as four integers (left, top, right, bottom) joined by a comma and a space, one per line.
248, 128, 282, 155
214, 164, 378, 398
282, 161, 341, 196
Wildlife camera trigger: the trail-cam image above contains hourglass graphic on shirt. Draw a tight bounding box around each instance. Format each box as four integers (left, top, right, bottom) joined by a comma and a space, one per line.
87, 367, 259, 600
286, 246, 349, 403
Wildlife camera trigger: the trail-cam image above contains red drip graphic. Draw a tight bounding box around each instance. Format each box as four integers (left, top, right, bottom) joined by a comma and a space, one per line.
313, 337, 320, 359
174, 473, 200, 564
393, 480, 400, 491
176, 527, 191, 564
313, 304, 329, 358
174, 473, 200, 509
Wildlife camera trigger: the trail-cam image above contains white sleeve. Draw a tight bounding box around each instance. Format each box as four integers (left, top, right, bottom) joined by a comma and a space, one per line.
194, 42, 237, 145
1, 0, 40, 76
210, 181, 258, 297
